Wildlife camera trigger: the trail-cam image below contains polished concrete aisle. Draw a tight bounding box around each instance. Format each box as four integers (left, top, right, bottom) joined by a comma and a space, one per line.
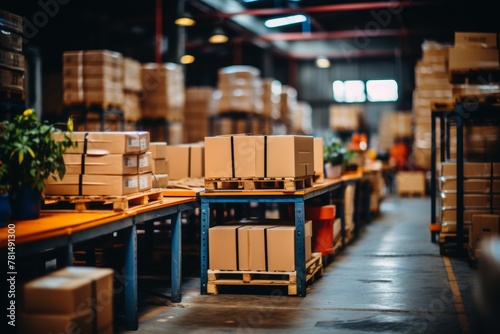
119, 196, 482, 334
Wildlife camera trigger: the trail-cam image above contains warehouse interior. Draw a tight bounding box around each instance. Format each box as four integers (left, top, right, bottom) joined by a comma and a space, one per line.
1, 1, 500, 334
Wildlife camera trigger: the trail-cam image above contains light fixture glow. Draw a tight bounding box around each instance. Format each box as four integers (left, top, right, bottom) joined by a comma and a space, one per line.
209, 27, 228, 43
180, 54, 195, 64
315, 57, 330, 68
264, 14, 307, 28
175, 13, 195, 26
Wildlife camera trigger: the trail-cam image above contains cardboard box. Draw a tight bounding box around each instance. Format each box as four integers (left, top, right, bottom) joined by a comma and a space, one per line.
440, 162, 498, 177
83, 49, 123, 67
455, 32, 497, 48
314, 137, 324, 183
53, 131, 150, 155
396, 171, 426, 194
166, 144, 204, 179
152, 173, 169, 188
448, 47, 499, 70
469, 214, 500, 252
149, 142, 168, 159
50, 266, 114, 331
63, 153, 140, 175
440, 179, 500, 193
0, 50, 25, 71
266, 221, 312, 272
238, 225, 277, 271
45, 174, 139, 196
441, 209, 500, 224
441, 193, 500, 208
138, 172, 152, 192
18, 310, 93, 334
209, 225, 242, 270
266, 135, 314, 178
138, 152, 153, 174
152, 158, 169, 174
23, 276, 92, 314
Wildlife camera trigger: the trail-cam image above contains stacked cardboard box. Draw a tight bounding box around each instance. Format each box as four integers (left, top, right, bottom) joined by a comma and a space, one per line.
411, 40, 453, 170
141, 62, 185, 121
45, 131, 151, 196
184, 86, 217, 143
449, 32, 499, 71
165, 142, 204, 180
377, 111, 413, 153
216, 65, 263, 114
122, 57, 143, 122
396, 171, 426, 196
279, 85, 297, 123
291, 101, 313, 135
204, 134, 314, 179
62, 49, 124, 108
313, 137, 325, 183
329, 104, 365, 132
261, 78, 281, 120
0, 9, 25, 100
149, 142, 169, 188
20, 266, 114, 334
469, 214, 500, 259
209, 220, 312, 272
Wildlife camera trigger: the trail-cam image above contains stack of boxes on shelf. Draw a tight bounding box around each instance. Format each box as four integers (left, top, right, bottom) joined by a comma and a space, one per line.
448, 32, 500, 75
0, 9, 25, 102
149, 142, 169, 188
122, 57, 143, 128
262, 78, 282, 121
209, 220, 313, 272
329, 104, 365, 133
45, 131, 152, 196
291, 101, 313, 135
277, 85, 298, 134
140, 62, 185, 144
439, 161, 500, 257
217, 65, 263, 115
165, 142, 205, 180
20, 266, 114, 334
184, 86, 217, 143
411, 40, 453, 170
377, 111, 413, 154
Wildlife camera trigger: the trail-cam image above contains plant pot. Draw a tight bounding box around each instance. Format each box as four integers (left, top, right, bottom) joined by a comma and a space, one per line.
325, 162, 342, 179
10, 185, 42, 220
0, 192, 12, 226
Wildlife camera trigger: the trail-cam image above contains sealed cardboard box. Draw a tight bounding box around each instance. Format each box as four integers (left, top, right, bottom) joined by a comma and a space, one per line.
166, 144, 204, 179
83, 49, 123, 66
440, 162, 498, 177
63, 153, 139, 175
53, 131, 150, 155
152, 173, 169, 188
396, 171, 426, 195
469, 214, 500, 252
45, 174, 139, 196
238, 225, 277, 271
209, 225, 242, 270
138, 152, 153, 174
138, 172, 152, 191
266, 221, 312, 271
455, 32, 497, 48
313, 137, 324, 183
448, 47, 499, 70
441, 193, 500, 208
440, 179, 500, 193
266, 135, 314, 178
237, 226, 254, 271
50, 266, 114, 331
18, 310, 93, 334
152, 158, 169, 174
23, 276, 92, 314
149, 142, 168, 159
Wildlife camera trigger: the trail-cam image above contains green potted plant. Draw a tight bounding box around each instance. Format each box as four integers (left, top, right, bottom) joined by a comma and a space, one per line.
0, 109, 77, 220
323, 136, 352, 178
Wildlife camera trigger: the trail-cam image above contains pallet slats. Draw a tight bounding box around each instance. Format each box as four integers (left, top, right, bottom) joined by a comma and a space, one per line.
204, 175, 314, 192
43, 188, 164, 212
207, 252, 323, 295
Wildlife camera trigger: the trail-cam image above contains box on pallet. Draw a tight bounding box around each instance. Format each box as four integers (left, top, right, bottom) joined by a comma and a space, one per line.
469, 214, 500, 258
63, 152, 151, 175
44, 174, 147, 196
209, 225, 242, 270
238, 225, 277, 271
165, 143, 204, 179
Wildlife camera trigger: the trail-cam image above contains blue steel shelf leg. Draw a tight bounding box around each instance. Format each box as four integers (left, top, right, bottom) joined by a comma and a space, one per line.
171, 211, 182, 302
200, 201, 210, 295
124, 225, 138, 330
294, 199, 306, 297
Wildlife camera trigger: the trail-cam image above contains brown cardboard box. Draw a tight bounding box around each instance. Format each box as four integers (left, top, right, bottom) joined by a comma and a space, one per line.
149, 142, 168, 159
237, 226, 253, 271
441, 209, 500, 224
440, 179, 500, 193
152, 173, 169, 188
50, 266, 114, 331
23, 276, 92, 314
0, 50, 25, 71
204, 135, 265, 178
266, 135, 314, 178
455, 32, 497, 48
63, 50, 83, 66
53, 131, 150, 155
138, 152, 153, 174
440, 162, 497, 177
396, 171, 426, 195
448, 47, 499, 70
45, 174, 139, 196
469, 214, 500, 253
18, 310, 93, 334
441, 193, 500, 208
83, 49, 123, 67
209, 225, 242, 270
166, 144, 204, 179
314, 137, 324, 183
123, 57, 142, 91
138, 172, 153, 191
266, 221, 312, 272
152, 158, 169, 174
239, 225, 277, 271
63, 153, 140, 175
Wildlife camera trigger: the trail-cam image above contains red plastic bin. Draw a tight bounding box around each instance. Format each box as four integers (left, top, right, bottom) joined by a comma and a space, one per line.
305, 205, 336, 256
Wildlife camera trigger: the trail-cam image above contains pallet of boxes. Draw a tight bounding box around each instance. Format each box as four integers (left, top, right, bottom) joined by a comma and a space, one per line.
203, 134, 323, 295
43, 131, 165, 211
0, 9, 25, 103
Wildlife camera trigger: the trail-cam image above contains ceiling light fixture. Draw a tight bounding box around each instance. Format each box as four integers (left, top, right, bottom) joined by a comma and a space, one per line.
264, 14, 307, 28
180, 54, 195, 64
315, 57, 331, 68
175, 12, 195, 26
209, 27, 228, 44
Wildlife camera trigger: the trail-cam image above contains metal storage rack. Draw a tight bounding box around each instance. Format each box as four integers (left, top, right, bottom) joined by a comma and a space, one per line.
430, 94, 500, 256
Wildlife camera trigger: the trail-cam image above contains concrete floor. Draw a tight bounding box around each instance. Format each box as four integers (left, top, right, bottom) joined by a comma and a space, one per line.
116, 196, 489, 334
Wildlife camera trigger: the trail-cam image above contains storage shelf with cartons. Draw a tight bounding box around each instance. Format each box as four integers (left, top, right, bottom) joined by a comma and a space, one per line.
430, 98, 500, 257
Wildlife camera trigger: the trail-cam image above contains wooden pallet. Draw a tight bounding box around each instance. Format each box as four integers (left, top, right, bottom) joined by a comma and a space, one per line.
207, 252, 323, 295
42, 188, 164, 212
204, 175, 314, 192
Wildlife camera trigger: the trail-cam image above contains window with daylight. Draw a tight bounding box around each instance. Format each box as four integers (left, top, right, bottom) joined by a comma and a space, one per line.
332, 80, 366, 103
366, 79, 398, 102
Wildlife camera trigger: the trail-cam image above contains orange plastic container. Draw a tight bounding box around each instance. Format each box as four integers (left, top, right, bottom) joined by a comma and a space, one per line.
305, 205, 336, 256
